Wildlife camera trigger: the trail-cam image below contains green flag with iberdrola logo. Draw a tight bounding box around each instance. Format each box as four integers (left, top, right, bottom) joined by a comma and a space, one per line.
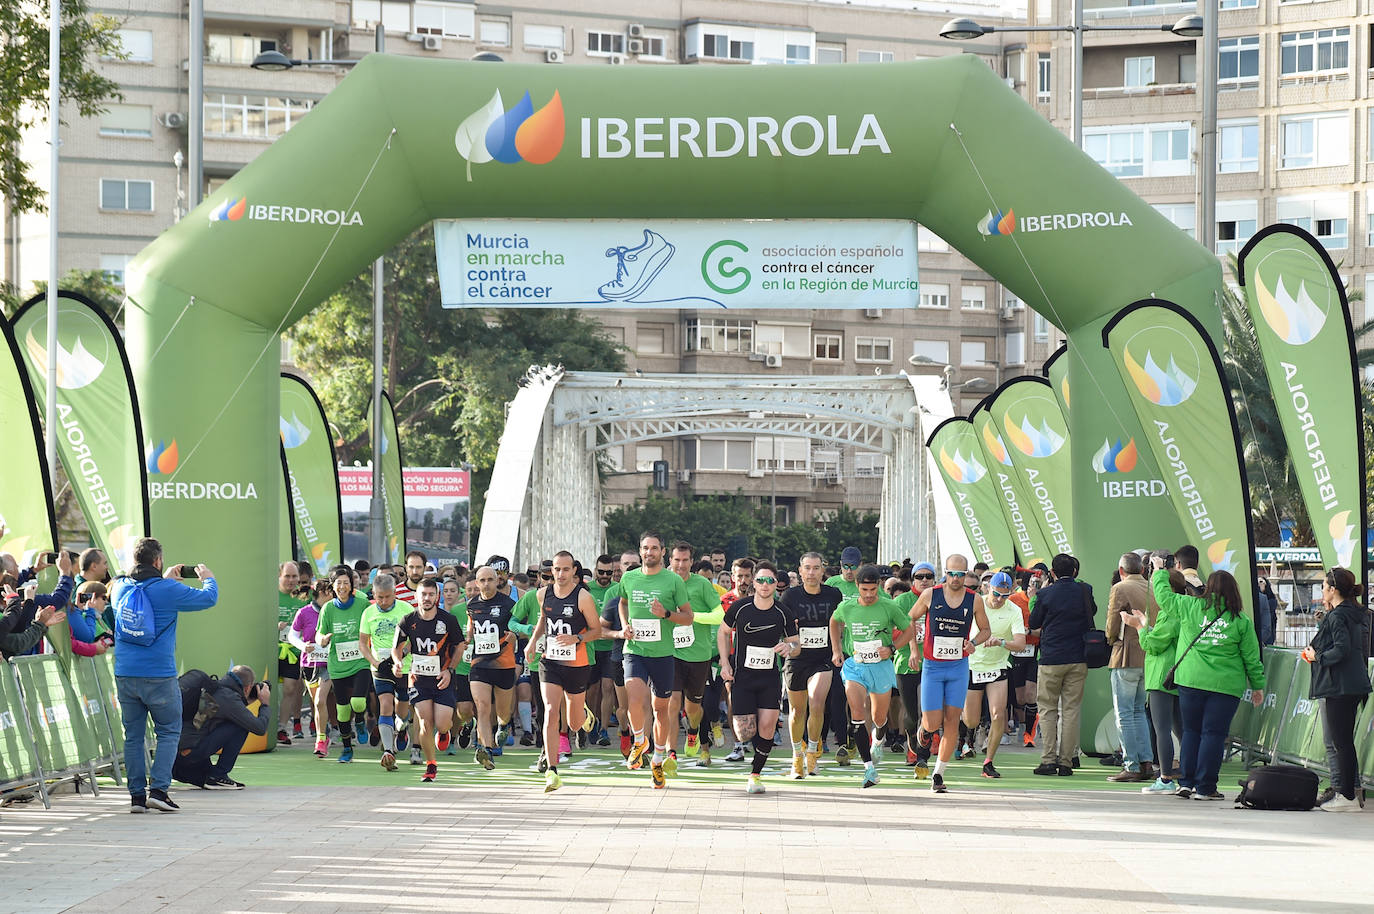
925, 417, 1013, 567
1239, 225, 1366, 588
969, 406, 1052, 568
365, 392, 407, 564
10, 292, 149, 573
985, 377, 1075, 557
1103, 300, 1256, 610
280, 373, 343, 576
0, 316, 58, 565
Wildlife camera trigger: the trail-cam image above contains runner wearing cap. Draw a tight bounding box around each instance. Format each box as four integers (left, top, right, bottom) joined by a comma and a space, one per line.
963, 571, 1026, 778
825, 546, 863, 601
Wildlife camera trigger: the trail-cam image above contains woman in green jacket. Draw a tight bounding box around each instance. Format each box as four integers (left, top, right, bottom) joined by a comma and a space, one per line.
1123, 564, 1264, 801
1302, 567, 1372, 812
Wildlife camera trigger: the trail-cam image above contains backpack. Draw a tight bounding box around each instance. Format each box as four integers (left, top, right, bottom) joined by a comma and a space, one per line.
112, 577, 166, 647
1235, 764, 1319, 810
178, 669, 218, 729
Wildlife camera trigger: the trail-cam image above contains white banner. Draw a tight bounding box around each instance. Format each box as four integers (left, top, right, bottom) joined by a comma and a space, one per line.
435, 219, 918, 309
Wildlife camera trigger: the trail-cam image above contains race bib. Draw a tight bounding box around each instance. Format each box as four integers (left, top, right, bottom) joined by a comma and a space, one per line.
410, 655, 441, 676
1012, 646, 1035, 659
971, 668, 1000, 684
632, 619, 661, 641
744, 644, 775, 670
933, 636, 964, 661
799, 627, 828, 649
334, 640, 362, 663
308, 646, 328, 663
545, 639, 576, 662
853, 639, 882, 664
673, 625, 695, 649
474, 630, 499, 655
461, 643, 474, 664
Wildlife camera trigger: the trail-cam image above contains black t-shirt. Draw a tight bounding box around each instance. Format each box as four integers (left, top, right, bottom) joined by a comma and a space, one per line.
722, 598, 796, 678
779, 584, 843, 661
397, 608, 461, 679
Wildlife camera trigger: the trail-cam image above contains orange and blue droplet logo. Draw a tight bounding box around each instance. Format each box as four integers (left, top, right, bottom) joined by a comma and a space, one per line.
147, 439, 178, 475
456, 89, 564, 179
1091, 438, 1138, 474
977, 208, 1015, 237
209, 197, 246, 222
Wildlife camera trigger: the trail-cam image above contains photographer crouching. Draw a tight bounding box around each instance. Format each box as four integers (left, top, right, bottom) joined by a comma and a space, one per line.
173, 666, 269, 790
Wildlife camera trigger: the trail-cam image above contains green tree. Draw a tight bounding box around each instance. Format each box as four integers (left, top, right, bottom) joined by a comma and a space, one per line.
3, 268, 123, 321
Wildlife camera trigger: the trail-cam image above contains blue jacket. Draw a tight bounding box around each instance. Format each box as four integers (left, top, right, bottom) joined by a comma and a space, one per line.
15, 568, 74, 609
113, 565, 219, 678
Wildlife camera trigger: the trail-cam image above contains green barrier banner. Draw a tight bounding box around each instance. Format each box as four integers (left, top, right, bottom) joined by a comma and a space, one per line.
1356, 661, 1374, 778
984, 377, 1075, 557
1250, 650, 1298, 752
0, 318, 59, 565
1103, 302, 1256, 609
1275, 657, 1318, 759
925, 417, 1013, 566
366, 392, 407, 564
12, 655, 99, 774
91, 651, 124, 754
969, 407, 1052, 568
70, 657, 117, 763
280, 374, 344, 575
279, 444, 298, 566
10, 292, 150, 573
0, 664, 38, 786
1239, 226, 1366, 587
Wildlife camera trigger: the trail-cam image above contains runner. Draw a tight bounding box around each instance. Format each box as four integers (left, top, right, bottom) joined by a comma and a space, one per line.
619, 532, 693, 788
720, 558, 754, 762
892, 562, 936, 768
822, 547, 862, 763
510, 577, 546, 749
1012, 570, 1042, 747
718, 561, 798, 794
584, 554, 619, 748
779, 551, 844, 777
668, 542, 725, 768
440, 578, 476, 752
529, 551, 602, 792
276, 562, 308, 746
359, 573, 412, 771
315, 566, 371, 763
287, 578, 336, 757
466, 565, 518, 770
963, 571, 1026, 778
599, 554, 635, 758
828, 565, 915, 788
825, 546, 863, 600
393, 578, 462, 782
908, 554, 991, 793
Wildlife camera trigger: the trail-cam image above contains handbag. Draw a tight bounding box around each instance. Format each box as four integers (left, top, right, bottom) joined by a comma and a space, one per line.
1081, 583, 1110, 669
1162, 610, 1224, 691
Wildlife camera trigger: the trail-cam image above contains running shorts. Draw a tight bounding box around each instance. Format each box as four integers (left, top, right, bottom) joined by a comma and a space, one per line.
674, 658, 710, 703
469, 666, 516, 691
729, 672, 781, 717
784, 655, 835, 694
967, 666, 1010, 691
623, 654, 675, 698
840, 657, 897, 695
1011, 655, 1039, 688
542, 661, 592, 695
920, 658, 970, 712
372, 658, 402, 696
408, 678, 458, 708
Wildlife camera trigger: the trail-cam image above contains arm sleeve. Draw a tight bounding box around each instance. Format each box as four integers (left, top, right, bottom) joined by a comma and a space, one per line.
0, 621, 46, 656
34, 576, 74, 608
69, 635, 101, 657
174, 578, 220, 612
67, 606, 99, 643
286, 613, 310, 652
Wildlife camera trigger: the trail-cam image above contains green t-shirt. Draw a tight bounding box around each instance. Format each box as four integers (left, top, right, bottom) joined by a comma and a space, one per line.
317, 596, 369, 678
833, 594, 908, 659
361, 600, 410, 673
824, 574, 859, 601
969, 602, 1025, 673
586, 579, 615, 653
512, 589, 542, 672
449, 600, 473, 675
673, 573, 725, 663
892, 590, 920, 674
620, 567, 691, 658
278, 590, 307, 629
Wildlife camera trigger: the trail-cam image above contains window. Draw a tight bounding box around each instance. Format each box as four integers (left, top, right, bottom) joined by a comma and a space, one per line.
203, 94, 314, 138
961, 341, 987, 365
1005, 293, 1023, 312
1280, 113, 1348, 169
755, 437, 809, 473
911, 340, 949, 365
817, 44, 843, 64
634, 444, 664, 472
1218, 119, 1259, 173
1219, 36, 1259, 83
786, 44, 810, 64
636, 325, 665, 354
920, 283, 949, 309
917, 225, 948, 252
640, 36, 665, 57
1036, 52, 1051, 102
1124, 56, 1155, 87
853, 453, 885, 477
414, 2, 475, 39
1216, 200, 1258, 255
1152, 202, 1196, 239
696, 438, 751, 472
1280, 29, 1349, 77
479, 19, 510, 46
100, 254, 132, 286
813, 449, 840, 477
960, 285, 986, 311
685, 318, 752, 353
1219, 0, 1257, 8
1368, 191, 1374, 248
813, 333, 841, 360
1005, 331, 1025, 366
524, 25, 565, 50
206, 34, 277, 65
587, 31, 624, 55
855, 337, 892, 362
604, 445, 625, 471
112, 28, 153, 62
703, 34, 753, 60
99, 104, 152, 138
100, 178, 153, 212
1033, 313, 1051, 342
1277, 195, 1348, 250
1083, 123, 1192, 178
352, 1, 410, 31
1179, 53, 1196, 84
857, 50, 894, 63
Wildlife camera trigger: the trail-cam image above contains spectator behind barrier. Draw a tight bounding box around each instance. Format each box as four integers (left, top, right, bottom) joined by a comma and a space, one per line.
172, 664, 269, 790
0, 581, 67, 658
69, 581, 113, 657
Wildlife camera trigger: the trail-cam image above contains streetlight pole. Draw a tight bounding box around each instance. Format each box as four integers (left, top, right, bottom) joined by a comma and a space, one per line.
367, 25, 387, 566
188, 0, 203, 209
45, 0, 60, 484
1071, 1, 1083, 148
1198, 4, 1218, 253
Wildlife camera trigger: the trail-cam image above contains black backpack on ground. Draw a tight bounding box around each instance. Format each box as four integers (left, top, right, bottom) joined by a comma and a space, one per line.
178, 669, 218, 730
1235, 764, 1319, 810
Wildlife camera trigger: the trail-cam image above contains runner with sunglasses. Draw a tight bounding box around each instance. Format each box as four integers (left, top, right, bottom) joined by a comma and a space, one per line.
893, 562, 937, 773
964, 571, 1026, 778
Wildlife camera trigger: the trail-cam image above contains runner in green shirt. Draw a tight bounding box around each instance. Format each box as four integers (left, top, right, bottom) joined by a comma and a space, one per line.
824, 545, 864, 600
360, 573, 412, 770
316, 566, 370, 763
276, 562, 309, 747
667, 542, 725, 769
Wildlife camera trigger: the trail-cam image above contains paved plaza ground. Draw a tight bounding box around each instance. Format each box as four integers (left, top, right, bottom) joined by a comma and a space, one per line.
2, 741, 1371, 913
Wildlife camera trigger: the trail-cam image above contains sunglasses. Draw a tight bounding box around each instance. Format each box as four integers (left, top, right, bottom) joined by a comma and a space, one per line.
595, 569, 614, 576
944, 570, 962, 578
913, 573, 935, 581
754, 576, 777, 585
540, 573, 553, 581
841, 563, 859, 570
990, 589, 1012, 598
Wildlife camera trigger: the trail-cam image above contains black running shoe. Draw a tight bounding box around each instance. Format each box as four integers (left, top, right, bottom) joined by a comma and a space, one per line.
982, 761, 1001, 779
931, 773, 947, 794
147, 789, 180, 812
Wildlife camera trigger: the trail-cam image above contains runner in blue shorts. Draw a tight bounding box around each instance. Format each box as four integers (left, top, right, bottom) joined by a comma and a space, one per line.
907, 554, 990, 794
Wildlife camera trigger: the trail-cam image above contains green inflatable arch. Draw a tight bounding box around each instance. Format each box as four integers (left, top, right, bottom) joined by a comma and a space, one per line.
126, 54, 1219, 675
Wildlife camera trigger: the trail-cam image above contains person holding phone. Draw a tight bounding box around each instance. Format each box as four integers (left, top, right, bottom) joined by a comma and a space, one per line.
69, 581, 112, 656
1302, 567, 1372, 812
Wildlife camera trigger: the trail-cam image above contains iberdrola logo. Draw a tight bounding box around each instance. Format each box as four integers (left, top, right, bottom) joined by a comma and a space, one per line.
1255, 274, 1328, 346
209, 197, 247, 222
146, 439, 178, 475
280, 413, 311, 449
310, 541, 333, 571
1207, 539, 1237, 575
24, 327, 107, 390
1124, 347, 1197, 407
981, 422, 1012, 467
977, 208, 1015, 237
1003, 411, 1065, 458
1091, 438, 1138, 474
1329, 511, 1358, 569
938, 445, 986, 484
455, 89, 565, 181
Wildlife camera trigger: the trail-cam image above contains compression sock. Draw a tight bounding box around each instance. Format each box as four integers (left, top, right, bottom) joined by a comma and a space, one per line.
917, 726, 933, 750
792, 741, 806, 755
337, 705, 353, 748
807, 739, 819, 753
379, 715, 396, 753
934, 758, 948, 777
874, 724, 889, 744
752, 734, 773, 775
958, 721, 970, 747
849, 723, 872, 764
518, 701, 533, 733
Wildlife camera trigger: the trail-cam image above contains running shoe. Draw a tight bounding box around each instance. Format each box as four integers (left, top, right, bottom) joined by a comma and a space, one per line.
957, 742, 976, 760
595, 728, 611, 747
292, 720, 304, 739
146, 789, 179, 812
686, 733, 699, 754
805, 750, 819, 776
1191, 790, 1225, 801
130, 795, 147, 814
747, 774, 765, 795
627, 739, 650, 770
696, 744, 712, 768
651, 761, 666, 789
458, 722, 474, 750
558, 752, 572, 764
834, 744, 851, 766
533, 752, 549, 774
495, 725, 508, 748
380, 751, 397, 771
476, 745, 495, 770
905, 748, 918, 767
395, 726, 410, 752
1000, 732, 1013, 747
437, 731, 451, 752
1023, 731, 1035, 748
1142, 778, 1175, 795
581, 709, 598, 734
711, 722, 725, 746
791, 754, 805, 780
518, 730, 535, 746
725, 743, 746, 762
914, 753, 931, 780
559, 732, 572, 758
277, 728, 292, 747
338, 746, 354, 764
313, 738, 329, 758
308, 718, 317, 737
410, 746, 423, 766
490, 742, 504, 758
354, 720, 367, 743
982, 761, 1001, 779
620, 732, 633, 759
1174, 786, 1193, 799
662, 754, 678, 778
203, 776, 243, 790
505, 728, 515, 747
422, 763, 437, 783
931, 773, 947, 794
608, 713, 619, 728
861, 763, 879, 789
544, 769, 562, 793
871, 741, 884, 766
368, 724, 380, 747
846, 739, 858, 759
1319, 794, 1361, 812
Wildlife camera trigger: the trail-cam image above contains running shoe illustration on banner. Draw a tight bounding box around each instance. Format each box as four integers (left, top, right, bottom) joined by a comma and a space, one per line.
598, 229, 675, 301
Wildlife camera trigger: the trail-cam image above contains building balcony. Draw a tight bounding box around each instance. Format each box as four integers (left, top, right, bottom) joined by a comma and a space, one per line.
206, 0, 337, 28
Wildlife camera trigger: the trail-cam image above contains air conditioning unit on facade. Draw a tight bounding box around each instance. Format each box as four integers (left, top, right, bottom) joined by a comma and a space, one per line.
748, 351, 766, 361
608, 53, 626, 65
160, 112, 187, 129
628, 23, 645, 38
864, 308, 883, 319
677, 469, 692, 483
825, 473, 841, 485
422, 35, 442, 51
628, 38, 645, 54
764, 353, 783, 368
545, 48, 564, 63
1000, 306, 1015, 320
